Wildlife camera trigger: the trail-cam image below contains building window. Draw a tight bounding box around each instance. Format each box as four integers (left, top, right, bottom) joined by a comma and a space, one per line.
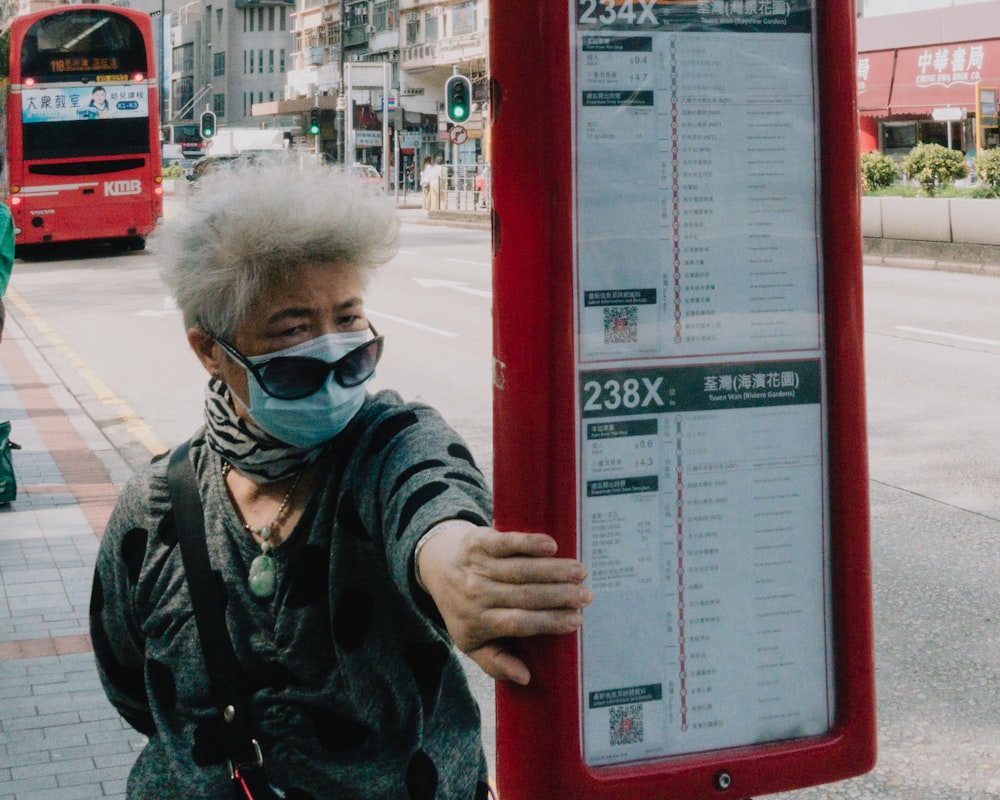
882, 121, 917, 153
452, 0, 476, 36
268, 49, 274, 73
213, 52, 225, 77
373, 0, 393, 31
173, 75, 194, 119
269, 91, 274, 102
280, 49, 286, 72
247, 8, 254, 31
173, 42, 194, 73
213, 93, 225, 115
406, 13, 419, 45
280, 6, 287, 31
246, 49, 253, 73
346, 1, 368, 28
258, 49, 264, 72
424, 11, 438, 41
258, 8, 265, 30
217, 8, 223, 33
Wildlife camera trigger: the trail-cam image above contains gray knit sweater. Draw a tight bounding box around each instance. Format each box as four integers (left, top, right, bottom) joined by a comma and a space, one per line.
90, 391, 493, 799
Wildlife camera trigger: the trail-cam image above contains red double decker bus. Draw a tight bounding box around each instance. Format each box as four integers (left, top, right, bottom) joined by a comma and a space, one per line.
0, 5, 163, 253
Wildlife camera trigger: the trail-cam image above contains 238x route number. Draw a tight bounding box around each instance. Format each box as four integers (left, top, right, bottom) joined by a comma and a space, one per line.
583, 377, 665, 412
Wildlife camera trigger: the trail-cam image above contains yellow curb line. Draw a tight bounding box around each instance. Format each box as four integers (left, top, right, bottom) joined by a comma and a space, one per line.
7, 288, 168, 456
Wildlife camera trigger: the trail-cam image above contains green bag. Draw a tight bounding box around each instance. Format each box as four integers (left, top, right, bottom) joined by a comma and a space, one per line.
0, 420, 20, 505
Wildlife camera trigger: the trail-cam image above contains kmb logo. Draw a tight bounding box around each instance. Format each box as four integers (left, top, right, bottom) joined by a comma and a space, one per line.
104, 179, 142, 196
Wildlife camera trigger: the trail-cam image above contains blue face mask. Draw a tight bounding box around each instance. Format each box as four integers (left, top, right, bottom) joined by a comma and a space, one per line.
235, 331, 373, 448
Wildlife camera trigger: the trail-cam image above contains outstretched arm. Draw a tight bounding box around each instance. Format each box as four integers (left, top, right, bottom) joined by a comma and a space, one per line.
416, 524, 593, 686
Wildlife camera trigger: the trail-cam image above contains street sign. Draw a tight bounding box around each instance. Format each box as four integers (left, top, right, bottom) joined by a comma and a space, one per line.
491, 0, 875, 798
449, 125, 468, 145
932, 107, 965, 121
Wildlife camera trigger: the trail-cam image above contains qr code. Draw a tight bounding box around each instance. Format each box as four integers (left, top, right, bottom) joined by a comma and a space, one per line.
609, 704, 644, 746
603, 306, 638, 344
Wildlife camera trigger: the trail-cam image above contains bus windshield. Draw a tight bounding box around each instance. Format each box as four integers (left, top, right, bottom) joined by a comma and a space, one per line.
19, 9, 150, 161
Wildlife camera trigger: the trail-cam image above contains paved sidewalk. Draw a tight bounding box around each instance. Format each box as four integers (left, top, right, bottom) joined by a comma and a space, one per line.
0, 316, 143, 800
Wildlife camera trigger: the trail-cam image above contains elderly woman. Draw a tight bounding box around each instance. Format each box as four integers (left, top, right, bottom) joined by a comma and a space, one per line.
90, 161, 592, 799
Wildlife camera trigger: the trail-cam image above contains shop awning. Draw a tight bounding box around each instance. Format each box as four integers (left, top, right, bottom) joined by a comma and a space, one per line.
857, 49, 894, 115
890, 40, 1000, 115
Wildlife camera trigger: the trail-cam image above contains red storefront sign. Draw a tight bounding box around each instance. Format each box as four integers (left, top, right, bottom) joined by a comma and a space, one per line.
890, 40, 1000, 114
857, 49, 894, 114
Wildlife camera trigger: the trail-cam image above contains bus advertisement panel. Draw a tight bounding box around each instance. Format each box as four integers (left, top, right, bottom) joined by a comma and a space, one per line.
0, 5, 163, 252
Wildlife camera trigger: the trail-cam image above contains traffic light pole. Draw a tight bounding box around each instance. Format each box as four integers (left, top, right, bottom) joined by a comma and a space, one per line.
313, 91, 320, 164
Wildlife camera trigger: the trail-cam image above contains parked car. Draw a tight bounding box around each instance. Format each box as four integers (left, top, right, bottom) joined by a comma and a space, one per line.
351, 163, 383, 191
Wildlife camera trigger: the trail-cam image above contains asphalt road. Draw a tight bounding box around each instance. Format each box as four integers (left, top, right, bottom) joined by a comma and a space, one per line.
6, 219, 999, 797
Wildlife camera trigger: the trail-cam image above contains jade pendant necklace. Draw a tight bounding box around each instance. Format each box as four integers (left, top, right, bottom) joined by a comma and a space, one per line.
223, 462, 303, 598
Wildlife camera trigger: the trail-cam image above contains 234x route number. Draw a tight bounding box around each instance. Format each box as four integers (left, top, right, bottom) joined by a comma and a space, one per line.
578, 0, 660, 26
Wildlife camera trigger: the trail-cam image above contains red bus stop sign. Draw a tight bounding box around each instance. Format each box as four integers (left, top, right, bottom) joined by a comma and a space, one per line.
490, 0, 876, 798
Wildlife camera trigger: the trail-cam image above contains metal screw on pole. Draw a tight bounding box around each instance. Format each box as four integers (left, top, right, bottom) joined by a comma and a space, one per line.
714, 770, 733, 791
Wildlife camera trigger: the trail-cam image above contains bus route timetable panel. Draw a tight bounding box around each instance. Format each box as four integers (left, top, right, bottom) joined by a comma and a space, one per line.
574, 0, 820, 362
571, 0, 835, 767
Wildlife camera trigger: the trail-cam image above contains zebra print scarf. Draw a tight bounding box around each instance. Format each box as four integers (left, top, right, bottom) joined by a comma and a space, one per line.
202, 378, 324, 483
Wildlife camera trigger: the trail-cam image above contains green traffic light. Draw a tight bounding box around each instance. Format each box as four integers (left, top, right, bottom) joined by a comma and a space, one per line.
453, 105, 466, 120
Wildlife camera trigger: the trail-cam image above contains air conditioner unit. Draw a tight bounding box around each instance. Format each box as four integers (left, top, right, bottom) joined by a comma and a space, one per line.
366, 23, 376, 33
322, 9, 333, 20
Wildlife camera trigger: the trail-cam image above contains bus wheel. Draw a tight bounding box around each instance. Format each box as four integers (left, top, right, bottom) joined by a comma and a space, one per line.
15, 244, 40, 261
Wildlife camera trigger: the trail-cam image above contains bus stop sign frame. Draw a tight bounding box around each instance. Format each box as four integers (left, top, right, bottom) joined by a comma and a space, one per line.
490, 1, 876, 798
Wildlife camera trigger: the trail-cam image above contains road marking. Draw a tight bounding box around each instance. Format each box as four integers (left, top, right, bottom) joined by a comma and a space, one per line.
366, 308, 459, 337
896, 326, 1000, 348
6, 289, 168, 455
136, 296, 180, 317
446, 257, 490, 268
413, 277, 492, 299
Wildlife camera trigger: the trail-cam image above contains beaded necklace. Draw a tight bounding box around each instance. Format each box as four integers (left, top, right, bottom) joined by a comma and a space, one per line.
223, 461, 303, 598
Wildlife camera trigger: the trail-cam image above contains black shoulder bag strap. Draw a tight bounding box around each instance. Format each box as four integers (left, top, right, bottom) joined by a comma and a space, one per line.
166, 440, 278, 800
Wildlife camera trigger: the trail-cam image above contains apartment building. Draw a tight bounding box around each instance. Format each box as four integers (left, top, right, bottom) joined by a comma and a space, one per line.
169, 0, 295, 128
251, 0, 488, 175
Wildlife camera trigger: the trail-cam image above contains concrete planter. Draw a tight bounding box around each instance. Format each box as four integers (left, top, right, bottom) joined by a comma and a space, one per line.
860, 196, 883, 238
948, 198, 1000, 246
879, 196, 952, 242
862, 196, 1000, 246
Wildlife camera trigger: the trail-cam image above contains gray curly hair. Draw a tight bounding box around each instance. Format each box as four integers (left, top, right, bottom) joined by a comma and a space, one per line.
155, 157, 400, 337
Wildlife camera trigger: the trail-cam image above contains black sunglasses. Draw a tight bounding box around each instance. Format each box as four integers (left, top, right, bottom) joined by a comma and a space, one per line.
206, 324, 383, 400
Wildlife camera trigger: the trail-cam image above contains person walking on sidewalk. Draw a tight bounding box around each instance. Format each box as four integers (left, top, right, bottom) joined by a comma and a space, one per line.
90, 160, 592, 800
420, 155, 434, 211
0, 203, 14, 342
428, 155, 445, 211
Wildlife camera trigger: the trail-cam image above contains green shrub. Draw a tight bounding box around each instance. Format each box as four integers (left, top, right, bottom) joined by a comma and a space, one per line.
974, 148, 1000, 191
162, 164, 186, 180
901, 143, 968, 196
968, 184, 999, 199
860, 150, 898, 192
